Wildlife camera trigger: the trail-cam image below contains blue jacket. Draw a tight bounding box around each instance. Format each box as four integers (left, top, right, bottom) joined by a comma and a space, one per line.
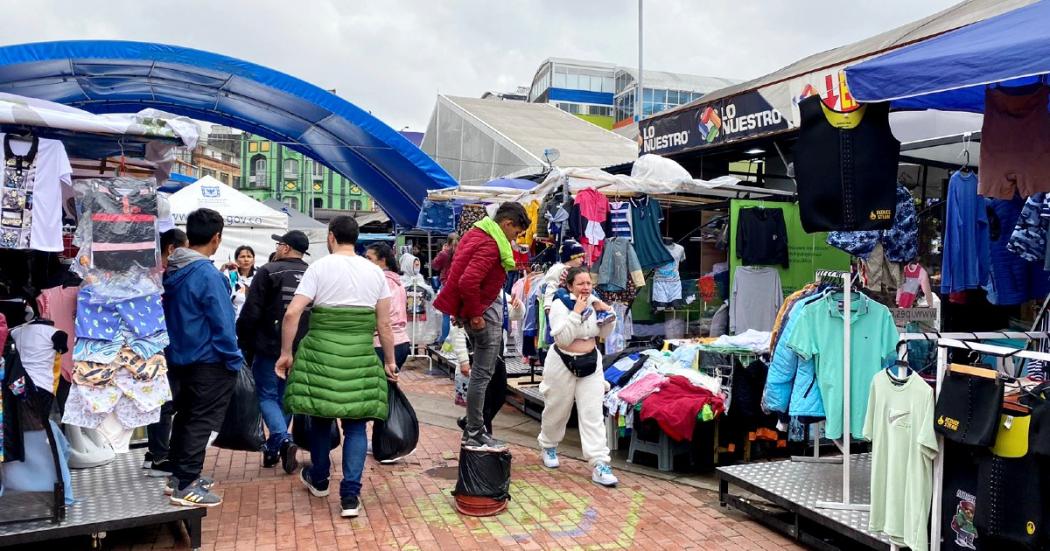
163, 250, 244, 371
762, 298, 824, 418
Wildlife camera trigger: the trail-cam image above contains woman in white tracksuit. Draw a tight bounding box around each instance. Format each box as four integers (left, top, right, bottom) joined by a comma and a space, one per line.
538, 267, 619, 487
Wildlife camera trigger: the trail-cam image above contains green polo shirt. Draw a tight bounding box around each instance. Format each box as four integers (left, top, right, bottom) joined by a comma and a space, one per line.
785, 292, 899, 440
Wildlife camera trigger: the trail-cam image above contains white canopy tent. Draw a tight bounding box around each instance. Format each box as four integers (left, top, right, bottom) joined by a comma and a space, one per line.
169, 176, 329, 264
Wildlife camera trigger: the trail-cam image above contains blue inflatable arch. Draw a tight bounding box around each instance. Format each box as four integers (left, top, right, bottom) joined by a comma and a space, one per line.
0, 40, 457, 226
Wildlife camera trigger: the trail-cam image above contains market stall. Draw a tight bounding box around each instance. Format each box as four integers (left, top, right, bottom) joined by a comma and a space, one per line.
421, 154, 859, 469
0, 93, 206, 549
716, 3, 1050, 550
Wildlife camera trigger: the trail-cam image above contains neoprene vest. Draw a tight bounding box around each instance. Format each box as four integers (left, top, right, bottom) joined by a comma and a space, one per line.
794, 95, 900, 233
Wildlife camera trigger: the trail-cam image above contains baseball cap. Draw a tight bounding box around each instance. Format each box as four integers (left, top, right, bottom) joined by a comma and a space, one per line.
272, 230, 310, 255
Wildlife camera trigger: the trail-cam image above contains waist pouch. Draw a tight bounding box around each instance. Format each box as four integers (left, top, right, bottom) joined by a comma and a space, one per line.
554, 347, 598, 378
934, 367, 1003, 446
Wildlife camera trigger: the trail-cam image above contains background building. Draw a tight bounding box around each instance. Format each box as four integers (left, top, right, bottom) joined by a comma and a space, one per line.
612, 69, 738, 127
527, 58, 618, 129
237, 133, 375, 216
524, 57, 738, 131
172, 125, 244, 186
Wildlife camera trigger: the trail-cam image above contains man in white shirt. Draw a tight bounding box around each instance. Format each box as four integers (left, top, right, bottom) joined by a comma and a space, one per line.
276, 215, 398, 519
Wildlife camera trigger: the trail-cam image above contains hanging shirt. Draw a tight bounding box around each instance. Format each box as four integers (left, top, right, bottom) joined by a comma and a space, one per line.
608, 201, 633, 241
941, 170, 990, 294
630, 196, 674, 269
863, 371, 938, 551
736, 206, 789, 267
0, 134, 72, 251
729, 266, 782, 334
785, 292, 899, 440
979, 83, 1050, 200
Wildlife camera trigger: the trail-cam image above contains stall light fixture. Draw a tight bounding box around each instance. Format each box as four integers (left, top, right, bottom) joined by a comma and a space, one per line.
744, 148, 766, 155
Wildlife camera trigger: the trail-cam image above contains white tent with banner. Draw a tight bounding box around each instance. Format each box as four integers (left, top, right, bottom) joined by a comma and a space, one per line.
169, 176, 328, 265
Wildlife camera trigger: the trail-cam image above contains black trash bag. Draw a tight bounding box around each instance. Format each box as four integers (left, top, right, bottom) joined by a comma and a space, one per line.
213, 367, 265, 451
372, 383, 419, 462
291, 414, 340, 451
454, 448, 512, 500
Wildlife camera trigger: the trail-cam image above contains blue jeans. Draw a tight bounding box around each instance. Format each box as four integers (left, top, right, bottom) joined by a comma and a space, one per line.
252, 355, 290, 455
308, 417, 367, 499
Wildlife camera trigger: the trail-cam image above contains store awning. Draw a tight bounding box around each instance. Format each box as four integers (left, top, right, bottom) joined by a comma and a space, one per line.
638, 0, 1033, 157
845, 0, 1050, 110
0, 40, 457, 227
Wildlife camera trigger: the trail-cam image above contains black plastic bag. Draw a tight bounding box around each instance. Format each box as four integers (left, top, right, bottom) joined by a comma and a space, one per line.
372, 383, 419, 462
454, 448, 512, 500
291, 414, 340, 451
213, 367, 265, 451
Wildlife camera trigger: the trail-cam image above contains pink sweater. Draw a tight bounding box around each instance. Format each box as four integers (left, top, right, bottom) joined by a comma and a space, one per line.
375, 270, 410, 347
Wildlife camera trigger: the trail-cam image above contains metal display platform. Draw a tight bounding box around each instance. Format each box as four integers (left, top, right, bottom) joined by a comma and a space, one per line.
0, 450, 205, 550
427, 345, 537, 378
717, 454, 891, 551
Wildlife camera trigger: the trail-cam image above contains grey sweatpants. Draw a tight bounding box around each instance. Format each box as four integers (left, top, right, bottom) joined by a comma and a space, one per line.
463, 299, 504, 435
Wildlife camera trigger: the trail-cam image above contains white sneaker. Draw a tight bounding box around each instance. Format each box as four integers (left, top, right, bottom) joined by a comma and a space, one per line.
541, 447, 560, 469
592, 463, 618, 487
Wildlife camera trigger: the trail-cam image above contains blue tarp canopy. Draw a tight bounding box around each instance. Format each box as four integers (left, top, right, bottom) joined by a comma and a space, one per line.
0, 40, 457, 226
846, 1, 1050, 111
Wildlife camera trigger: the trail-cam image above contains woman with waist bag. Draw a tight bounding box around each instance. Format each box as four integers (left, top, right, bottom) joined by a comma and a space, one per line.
538, 266, 619, 487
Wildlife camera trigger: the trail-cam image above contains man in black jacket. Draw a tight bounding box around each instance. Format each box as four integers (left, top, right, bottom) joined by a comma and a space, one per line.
236, 230, 311, 473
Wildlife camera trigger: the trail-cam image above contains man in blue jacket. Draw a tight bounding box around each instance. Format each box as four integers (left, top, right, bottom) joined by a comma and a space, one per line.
163, 208, 244, 507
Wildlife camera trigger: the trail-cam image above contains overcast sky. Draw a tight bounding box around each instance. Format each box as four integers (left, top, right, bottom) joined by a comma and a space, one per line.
4, 0, 959, 131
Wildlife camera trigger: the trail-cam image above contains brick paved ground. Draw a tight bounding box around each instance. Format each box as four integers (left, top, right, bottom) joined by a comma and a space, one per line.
52, 366, 805, 551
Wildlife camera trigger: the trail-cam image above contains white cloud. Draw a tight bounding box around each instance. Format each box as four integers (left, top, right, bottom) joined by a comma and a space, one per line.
0, 0, 959, 130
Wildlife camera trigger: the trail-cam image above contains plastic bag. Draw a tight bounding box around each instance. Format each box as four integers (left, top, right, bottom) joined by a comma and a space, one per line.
213, 367, 265, 451
371, 383, 419, 462
454, 448, 512, 500
454, 370, 468, 407
291, 413, 340, 451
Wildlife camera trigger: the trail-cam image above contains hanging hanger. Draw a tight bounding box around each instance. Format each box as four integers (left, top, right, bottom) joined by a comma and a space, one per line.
957, 132, 973, 174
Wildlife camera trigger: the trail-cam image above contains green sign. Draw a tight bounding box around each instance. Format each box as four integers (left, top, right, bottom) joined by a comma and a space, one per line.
729, 200, 850, 295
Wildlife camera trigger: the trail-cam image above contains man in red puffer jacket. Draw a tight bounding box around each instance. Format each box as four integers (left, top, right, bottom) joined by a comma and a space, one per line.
434, 202, 530, 451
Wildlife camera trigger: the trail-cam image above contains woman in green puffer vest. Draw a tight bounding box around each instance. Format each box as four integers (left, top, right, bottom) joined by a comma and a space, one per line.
275, 215, 400, 519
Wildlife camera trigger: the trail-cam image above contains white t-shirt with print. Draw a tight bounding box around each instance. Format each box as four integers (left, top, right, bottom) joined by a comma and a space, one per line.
1, 135, 73, 252
295, 253, 391, 308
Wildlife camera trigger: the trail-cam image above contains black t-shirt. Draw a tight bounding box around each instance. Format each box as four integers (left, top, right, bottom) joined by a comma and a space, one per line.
736, 207, 789, 268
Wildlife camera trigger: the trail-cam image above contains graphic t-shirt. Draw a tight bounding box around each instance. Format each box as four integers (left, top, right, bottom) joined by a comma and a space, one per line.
296, 253, 390, 308
863, 371, 938, 551
0, 135, 72, 251
654, 243, 685, 282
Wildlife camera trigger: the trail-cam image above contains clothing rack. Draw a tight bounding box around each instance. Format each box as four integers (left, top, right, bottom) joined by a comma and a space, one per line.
928, 337, 1050, 551
812, 269, 866, 511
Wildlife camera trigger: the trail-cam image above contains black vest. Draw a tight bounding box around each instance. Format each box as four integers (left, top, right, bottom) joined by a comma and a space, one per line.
794, 95, 899, 233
